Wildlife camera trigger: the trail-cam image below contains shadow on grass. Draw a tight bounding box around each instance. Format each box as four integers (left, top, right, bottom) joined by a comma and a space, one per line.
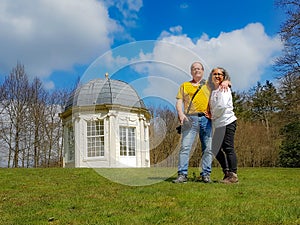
93, 167, 177, 186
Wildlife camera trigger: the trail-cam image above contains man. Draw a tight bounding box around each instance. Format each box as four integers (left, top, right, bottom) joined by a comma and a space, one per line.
173, 62, 230, 183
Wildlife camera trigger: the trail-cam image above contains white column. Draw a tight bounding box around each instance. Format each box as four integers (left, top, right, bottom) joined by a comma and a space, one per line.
144, 120, 150, 167
108, 111, 117, 167
73, 115, 82, 167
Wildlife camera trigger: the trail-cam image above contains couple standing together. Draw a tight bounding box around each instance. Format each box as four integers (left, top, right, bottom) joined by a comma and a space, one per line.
173, 61, 238, 184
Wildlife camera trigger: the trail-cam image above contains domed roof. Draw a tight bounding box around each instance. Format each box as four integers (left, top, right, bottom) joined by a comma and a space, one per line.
65, 78, 146, 110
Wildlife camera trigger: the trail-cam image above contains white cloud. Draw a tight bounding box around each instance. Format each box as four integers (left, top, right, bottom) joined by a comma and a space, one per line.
144, 22, 283, 91
77, 23, 283, 106
169, 26, 183, 35
0, 0, 118, 83
0, 0, 283, 101
196, 23, 283, 89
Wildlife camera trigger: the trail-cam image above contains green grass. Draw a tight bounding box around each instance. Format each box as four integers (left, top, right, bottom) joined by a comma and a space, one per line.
0, 167, 299, 225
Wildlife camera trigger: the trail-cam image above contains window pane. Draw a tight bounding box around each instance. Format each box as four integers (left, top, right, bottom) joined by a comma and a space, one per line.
119, 126, 136, 157
87, 120, 104, 157
68, 126, 75, 161
119, 127, 127, 156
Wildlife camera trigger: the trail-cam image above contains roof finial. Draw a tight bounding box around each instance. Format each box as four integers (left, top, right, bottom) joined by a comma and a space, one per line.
105, 72, 109, 79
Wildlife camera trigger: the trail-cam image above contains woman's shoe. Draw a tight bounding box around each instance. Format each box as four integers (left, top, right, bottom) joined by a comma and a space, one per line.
221, 172, 238, 184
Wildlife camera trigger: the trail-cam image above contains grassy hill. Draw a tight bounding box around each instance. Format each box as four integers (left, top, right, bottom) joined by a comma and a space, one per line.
0, 167, 299, 225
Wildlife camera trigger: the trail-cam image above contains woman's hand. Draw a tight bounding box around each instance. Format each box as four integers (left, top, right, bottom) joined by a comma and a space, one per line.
204, 111, 211, 119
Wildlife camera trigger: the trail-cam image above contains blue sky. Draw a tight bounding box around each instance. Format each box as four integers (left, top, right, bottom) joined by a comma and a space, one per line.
0, 0, 285, 106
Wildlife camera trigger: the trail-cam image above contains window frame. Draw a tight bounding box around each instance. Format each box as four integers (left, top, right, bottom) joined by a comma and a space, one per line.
119, 126, 136, 157
86, 120, 105, 158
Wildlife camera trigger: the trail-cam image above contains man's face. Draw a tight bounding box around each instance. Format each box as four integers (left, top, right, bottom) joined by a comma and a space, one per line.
191, 63, 204, 80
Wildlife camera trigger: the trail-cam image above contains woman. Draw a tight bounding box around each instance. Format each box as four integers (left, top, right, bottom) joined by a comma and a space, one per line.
207, 67, 238, 183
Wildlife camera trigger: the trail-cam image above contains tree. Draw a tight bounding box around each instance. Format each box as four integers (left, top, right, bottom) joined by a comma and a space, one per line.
275, 0, 300, 167
29, 78, 47, 167
279, 121, 300, 167
248, 81, 281, 133
0, 63, 30, 167
148, 105, 180, 167
275, 0, 300, 78
275, 0, 300, 122
42, 89, 68, 167
231, 91, 251, 120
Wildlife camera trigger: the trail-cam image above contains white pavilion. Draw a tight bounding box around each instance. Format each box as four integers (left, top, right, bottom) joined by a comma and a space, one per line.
59, 74, 151, 168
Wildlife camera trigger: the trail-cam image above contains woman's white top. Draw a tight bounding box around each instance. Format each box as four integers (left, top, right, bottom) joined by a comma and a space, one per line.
210, 88, 237, 128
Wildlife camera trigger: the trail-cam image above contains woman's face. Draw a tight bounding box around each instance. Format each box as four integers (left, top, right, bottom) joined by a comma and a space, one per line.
212, 68, 224, 87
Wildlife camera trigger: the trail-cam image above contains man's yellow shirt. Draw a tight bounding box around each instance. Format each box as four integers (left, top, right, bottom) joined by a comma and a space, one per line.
176, 81, 210, 114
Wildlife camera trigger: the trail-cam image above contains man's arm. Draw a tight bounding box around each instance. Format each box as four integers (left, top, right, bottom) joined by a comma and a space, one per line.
176, 98, 187, 125
219, 80, 232, 91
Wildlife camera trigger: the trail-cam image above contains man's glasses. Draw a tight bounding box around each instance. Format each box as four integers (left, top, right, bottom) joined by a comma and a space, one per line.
192, 67, 204, 71
213, 73, 224, 76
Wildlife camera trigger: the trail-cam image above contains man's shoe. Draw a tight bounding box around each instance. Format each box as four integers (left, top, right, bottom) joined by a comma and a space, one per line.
202, 175, 211, 183
222, 172, 238, 184
172, 174, 187, 183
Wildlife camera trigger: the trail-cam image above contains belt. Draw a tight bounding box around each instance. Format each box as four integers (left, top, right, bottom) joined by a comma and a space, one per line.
186, 112, 205, 117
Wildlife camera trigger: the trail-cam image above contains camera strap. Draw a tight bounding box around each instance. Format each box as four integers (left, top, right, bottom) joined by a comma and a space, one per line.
186, 81, 205, 114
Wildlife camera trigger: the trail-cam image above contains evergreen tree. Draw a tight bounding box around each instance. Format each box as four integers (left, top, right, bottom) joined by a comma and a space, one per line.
279, 121, 300, 167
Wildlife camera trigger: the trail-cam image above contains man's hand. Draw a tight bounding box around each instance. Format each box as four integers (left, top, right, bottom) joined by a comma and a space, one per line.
178, 113, 188, 125
219, 80, 231, 91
